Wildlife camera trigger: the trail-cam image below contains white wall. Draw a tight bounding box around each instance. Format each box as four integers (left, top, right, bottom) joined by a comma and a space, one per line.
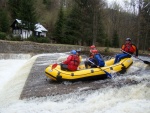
13, 29, 32, 39
21, 29, 32, 39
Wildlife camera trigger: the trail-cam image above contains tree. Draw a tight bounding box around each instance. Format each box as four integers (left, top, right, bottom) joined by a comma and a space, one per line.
0, 9, 9, 32
137, 0, 150, 51
64, 0, 106, 46
8, 0, 37, 23
8, 0, 22, 19
112, 30, 119, 48
141, 0, 150, 51
64, 1, 82, 44
20, 0, 37, 23
53, 6, 65, 43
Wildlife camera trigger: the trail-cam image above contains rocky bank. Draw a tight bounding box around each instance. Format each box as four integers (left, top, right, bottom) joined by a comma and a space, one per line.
0, 40, 121, 55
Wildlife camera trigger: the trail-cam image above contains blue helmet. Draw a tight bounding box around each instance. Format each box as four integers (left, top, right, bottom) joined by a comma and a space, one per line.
70, 50, 76, 55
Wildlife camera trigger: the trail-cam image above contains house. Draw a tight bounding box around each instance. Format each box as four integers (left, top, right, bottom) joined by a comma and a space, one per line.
10, 19, 48, 39
35, 23, 48, 37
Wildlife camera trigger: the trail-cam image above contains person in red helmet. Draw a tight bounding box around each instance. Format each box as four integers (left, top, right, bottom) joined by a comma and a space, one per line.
90, 45, 96, 53
84, 45, 97, 68
114, 38, 138, 64
84, 53, 96, 68
84, 49, 104, 68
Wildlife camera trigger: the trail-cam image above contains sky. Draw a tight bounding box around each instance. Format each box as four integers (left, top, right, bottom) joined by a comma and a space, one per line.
106, 0, 136, 12
106, 0, 132, 7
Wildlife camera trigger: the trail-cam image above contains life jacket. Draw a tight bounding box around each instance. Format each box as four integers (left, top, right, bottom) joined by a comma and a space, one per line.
94, 53, 105, 67
70, 55, 80, 66
122, 43, 136, 54
63, 54, 80, 71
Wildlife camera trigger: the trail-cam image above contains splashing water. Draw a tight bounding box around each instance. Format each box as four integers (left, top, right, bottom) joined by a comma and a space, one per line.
0, 53, 149, 113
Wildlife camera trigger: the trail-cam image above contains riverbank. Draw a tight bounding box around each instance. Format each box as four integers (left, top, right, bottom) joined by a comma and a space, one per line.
0, 40, 149, 56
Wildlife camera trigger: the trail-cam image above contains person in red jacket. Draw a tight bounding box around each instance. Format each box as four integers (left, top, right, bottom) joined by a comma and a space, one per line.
61, 50, 80, 71
114, 38, 138, 64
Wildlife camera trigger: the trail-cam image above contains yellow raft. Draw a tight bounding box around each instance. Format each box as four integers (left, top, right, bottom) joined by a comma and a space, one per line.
45, 58, 133, 82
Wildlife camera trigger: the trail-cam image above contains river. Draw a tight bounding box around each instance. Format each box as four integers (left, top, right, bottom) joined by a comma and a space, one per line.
0, 53, 150, 113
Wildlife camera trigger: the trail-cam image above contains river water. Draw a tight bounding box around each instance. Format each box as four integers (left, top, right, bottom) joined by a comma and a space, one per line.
0, 53, 150, 113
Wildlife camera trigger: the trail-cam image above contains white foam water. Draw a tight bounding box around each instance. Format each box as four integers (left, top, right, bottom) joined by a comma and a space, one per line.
0, 54, 149, 113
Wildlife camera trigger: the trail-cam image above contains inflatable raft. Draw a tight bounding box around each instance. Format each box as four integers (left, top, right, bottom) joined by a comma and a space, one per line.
45, 58, 133, 82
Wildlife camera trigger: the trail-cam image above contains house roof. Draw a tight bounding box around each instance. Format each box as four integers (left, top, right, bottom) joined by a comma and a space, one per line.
35, 23, 48, 32
16, 19, 22, 24
11, 19, 48, 32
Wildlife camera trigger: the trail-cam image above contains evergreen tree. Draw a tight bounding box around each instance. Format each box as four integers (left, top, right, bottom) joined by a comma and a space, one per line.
8, 0, 37, 23
19, 0, 37, 23
112, 30, 119, 48
53, 6, 65, 43
64, 3, 82, 44
0, 9, 9, 32
8, 0, 22, 19
96, 11, 106, 46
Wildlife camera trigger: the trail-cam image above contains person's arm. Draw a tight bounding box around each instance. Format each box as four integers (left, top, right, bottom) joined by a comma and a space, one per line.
63, 55, 72, 64
132, 44, 138, 57
135, 47, 138, 57
121, 44, 125, 52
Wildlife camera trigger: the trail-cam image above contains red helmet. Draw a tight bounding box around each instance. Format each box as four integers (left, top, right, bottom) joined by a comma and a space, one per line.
91, 49, 98, 53
90, 45, 96, 49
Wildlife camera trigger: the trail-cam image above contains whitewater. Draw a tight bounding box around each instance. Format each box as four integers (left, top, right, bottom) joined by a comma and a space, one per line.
0, 53, 150, 113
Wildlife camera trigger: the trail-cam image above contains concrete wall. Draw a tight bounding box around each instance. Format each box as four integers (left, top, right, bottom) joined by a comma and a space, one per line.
0, 40, 89, 53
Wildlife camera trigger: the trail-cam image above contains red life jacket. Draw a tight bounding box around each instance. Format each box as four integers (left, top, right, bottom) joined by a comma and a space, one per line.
122, 43, 136, 54
63, 55, 80, 71
70, 55, 80, 66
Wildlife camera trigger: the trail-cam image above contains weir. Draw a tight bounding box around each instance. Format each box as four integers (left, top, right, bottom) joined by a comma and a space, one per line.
0, 53, 150, 113
19, 53, 150, 99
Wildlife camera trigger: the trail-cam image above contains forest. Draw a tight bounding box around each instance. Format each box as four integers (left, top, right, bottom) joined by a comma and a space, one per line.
0, 0, 149, 51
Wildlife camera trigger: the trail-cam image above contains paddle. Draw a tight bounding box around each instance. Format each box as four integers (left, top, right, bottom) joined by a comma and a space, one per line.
121, 49, 150, 65
51, 63, 58, 70
88, 59, 112, 78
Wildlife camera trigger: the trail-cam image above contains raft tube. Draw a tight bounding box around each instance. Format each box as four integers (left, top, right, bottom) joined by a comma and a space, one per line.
45, 58, 133, 82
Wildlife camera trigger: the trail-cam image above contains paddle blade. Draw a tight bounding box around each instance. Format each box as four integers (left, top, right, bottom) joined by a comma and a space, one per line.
103, 70, 112, 78
51, 63, 58, 70
143, 61, 150, 65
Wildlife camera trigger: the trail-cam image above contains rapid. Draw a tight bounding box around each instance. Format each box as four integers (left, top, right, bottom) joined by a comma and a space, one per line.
0, 53, 150, 113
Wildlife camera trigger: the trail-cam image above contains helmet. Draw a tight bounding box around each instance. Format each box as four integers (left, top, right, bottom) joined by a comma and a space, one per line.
70, 50, 76, 55
76, 49, 81, 53
90, 45, 96, 49
126, 38, 131, 41
91, 49, 98, 53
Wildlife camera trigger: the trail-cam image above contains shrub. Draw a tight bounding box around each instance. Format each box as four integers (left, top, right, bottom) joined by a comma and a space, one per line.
104, 47, 109, 52
10, 35, 22, 41
0, 32, 6, 40
27, 36, 50, 43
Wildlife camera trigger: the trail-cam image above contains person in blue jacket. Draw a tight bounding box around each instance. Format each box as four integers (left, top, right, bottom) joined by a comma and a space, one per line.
84, 53, 96, 68
84, 49, 104, 68
92, 49, 105, 67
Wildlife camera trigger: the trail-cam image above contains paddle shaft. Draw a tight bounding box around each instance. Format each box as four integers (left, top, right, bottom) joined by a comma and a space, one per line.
88, 59, 112, 78
121, 49, 150, 64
